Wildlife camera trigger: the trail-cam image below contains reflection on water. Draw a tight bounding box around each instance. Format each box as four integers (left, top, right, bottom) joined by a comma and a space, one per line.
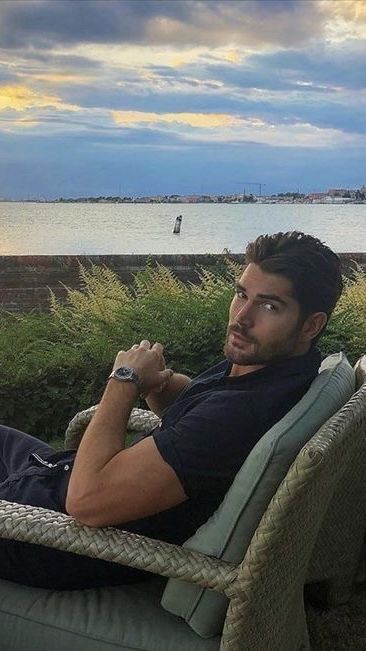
0, 202, 364, 254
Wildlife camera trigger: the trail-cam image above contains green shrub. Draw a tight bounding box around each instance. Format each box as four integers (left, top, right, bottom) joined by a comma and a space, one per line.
320, 268, 366, 365
0, 262, 236, 440
0, 261, 364, 442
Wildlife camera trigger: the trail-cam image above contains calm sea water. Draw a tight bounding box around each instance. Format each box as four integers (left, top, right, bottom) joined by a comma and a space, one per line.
0, 201, 365, 254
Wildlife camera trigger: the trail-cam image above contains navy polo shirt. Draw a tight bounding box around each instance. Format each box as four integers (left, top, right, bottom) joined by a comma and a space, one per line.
124, 348, 320, 545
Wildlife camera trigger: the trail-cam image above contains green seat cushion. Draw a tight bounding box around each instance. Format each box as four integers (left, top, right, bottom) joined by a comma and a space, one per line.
161, 352, 355, 638
0, 577, 220, 651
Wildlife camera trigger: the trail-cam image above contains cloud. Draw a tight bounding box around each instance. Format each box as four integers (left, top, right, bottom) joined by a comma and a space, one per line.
320, 0, 366, 42
0, 84, 82, 133
0, 85, 64, 111
111, 108, 362, 149
0, 46, 103, 91
1, 117, 40, 130
0, 0, 330, 50
112, 110, 234, 129
26, 73, 94, 85
245, 44, 366, 91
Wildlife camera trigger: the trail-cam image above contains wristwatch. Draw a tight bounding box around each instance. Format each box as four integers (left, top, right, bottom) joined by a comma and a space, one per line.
108, 366, 144, 392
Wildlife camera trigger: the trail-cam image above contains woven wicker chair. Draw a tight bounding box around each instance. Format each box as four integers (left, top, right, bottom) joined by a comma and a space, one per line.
355, 355, 366, 391
306, 355, 366, 605
0, 382, 365, 650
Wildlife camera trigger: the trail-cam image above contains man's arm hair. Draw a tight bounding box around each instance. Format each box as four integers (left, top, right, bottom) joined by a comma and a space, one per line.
145, 372, 191, 417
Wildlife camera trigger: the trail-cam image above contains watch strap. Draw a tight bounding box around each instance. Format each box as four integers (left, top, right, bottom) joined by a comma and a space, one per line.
108, 367, 144, 391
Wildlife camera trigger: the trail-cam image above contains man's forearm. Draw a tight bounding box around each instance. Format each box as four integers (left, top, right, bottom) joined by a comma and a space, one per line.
145, 372, 191, 417
67, 380, 137, 507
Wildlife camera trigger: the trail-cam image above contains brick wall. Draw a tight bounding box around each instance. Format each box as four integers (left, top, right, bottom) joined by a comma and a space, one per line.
0, 253, 365, 313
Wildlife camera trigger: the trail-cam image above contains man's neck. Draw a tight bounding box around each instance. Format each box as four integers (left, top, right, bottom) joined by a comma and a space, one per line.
229, 346, 313, 377
229, 363, 266, 377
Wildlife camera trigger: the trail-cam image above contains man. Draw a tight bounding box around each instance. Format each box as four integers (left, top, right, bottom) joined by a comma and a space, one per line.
0, 231, 343, 589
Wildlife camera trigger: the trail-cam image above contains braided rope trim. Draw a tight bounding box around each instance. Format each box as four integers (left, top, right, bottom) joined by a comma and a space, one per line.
64, 407, 160, 449
0, 500, 238, 597
355, 355, 366, 389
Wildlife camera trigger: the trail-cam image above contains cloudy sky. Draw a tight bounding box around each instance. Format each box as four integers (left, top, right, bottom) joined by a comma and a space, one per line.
0, 0, 365, 199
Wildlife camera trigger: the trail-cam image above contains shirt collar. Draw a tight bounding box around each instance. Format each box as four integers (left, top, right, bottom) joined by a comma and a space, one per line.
224, 347, 321, 381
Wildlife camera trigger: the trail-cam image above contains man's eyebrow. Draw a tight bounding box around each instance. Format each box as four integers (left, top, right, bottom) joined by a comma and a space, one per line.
235, 283, 288, 306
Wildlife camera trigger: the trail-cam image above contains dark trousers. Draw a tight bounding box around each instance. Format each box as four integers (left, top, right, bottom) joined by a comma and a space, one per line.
0, 425, 145, 589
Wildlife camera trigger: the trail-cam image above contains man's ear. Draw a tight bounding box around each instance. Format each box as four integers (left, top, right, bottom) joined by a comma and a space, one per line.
300, 312, 328, 342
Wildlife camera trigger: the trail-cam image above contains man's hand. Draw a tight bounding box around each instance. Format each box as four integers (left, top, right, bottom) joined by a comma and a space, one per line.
111, 340, 173, 395
112, 340, 191, 417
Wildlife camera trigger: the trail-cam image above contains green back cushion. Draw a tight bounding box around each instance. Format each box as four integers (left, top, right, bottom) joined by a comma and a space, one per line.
161, 352, 355, 638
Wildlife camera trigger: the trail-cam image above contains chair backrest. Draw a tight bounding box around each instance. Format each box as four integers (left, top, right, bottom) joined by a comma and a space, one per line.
162, 352, 355, 638
220, 380, 366, 651
307, 353, 366, 587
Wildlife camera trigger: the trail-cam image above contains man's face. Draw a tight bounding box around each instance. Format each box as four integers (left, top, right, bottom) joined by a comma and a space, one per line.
224, 263, 310, 371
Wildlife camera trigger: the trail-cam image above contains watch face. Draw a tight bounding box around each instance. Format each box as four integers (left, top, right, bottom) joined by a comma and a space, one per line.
115, 367, 134, 380
109, 366, 143, 390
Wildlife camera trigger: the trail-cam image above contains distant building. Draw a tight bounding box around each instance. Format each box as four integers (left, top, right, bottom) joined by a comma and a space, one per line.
327, 188, 348, 197
306, 192, 328, 202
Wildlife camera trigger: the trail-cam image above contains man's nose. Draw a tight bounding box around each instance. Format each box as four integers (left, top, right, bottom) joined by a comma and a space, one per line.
235, 301, 254, 325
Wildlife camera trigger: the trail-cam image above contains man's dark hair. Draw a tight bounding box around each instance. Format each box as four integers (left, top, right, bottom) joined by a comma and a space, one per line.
245, 231, 343, 324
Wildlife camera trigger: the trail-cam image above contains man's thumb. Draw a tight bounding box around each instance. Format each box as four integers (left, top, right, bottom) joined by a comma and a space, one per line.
162, 368, 174, 382
158, 368, 173, 387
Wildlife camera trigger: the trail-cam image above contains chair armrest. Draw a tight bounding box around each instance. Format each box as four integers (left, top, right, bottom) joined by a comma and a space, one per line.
64, 407, 161, 449
0, 500, 237, 597
355, 355, 366, 390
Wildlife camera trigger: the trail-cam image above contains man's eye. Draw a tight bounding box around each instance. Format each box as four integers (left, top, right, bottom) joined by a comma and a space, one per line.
236, 290, 246, 299
262, 303, 276, 311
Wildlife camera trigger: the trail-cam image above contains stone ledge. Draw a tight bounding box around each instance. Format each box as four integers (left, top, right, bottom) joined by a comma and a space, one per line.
0, 253, 364, 313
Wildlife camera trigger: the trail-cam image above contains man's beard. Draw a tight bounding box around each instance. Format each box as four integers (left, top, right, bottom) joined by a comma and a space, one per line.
224, 322, 303, 366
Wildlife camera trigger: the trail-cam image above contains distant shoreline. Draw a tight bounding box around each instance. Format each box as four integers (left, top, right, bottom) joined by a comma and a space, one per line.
1, 199, 365, 206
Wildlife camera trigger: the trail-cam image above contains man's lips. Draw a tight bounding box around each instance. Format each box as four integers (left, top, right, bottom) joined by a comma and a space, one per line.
229, 328, 255, 344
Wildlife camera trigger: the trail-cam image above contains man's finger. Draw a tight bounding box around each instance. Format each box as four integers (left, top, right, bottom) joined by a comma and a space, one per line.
139, 340, 151, 349
160, 369, 173, 383
151, 342, 164, 354
131, 344, 139, 350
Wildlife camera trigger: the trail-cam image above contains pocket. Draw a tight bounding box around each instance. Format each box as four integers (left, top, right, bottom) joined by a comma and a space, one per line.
5, 456, 73, 511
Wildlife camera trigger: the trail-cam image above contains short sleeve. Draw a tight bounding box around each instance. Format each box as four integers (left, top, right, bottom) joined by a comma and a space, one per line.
153, 392, 258, 498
